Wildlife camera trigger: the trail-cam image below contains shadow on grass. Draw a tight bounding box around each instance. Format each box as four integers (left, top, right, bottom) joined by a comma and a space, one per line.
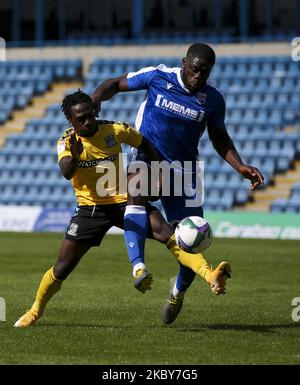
31, 322, 300, 334
176, 323, 300, 333
36, 323, 130, 329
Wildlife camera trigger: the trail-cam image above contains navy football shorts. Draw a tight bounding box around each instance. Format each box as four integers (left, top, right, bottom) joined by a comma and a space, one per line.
64, 202, 158, 246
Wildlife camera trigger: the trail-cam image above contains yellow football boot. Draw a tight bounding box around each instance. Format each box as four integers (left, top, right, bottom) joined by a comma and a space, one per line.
134, 268, 153, 293
14, 309, 40, 328
207, 261, 231, 295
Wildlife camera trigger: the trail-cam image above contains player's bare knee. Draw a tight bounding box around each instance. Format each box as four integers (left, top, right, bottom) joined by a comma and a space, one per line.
152, 222, 174, 243
54, 255, 77, 280
53, 261, 69, 280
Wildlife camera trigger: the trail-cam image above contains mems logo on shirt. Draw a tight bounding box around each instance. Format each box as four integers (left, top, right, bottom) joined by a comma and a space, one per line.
155, 94, 205, 122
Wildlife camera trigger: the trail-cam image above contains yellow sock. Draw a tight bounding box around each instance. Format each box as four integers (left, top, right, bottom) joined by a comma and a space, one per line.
31, 267, 62, 316
166, 234, 212, 281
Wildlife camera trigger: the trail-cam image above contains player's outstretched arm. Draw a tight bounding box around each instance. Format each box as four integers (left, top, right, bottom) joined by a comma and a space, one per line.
208, 124, 264, 190
91, 74, 129, 114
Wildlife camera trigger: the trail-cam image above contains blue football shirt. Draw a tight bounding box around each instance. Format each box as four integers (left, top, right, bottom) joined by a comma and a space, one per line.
127, 64, 226, 162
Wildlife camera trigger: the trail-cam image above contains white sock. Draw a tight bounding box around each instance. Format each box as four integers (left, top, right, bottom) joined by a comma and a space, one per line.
133, 262, 146, 277
125, 205, 147, 215
171, 278, 184, 297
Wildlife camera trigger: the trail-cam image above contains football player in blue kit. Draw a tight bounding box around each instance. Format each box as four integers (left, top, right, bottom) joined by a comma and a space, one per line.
92, 43, 264, 324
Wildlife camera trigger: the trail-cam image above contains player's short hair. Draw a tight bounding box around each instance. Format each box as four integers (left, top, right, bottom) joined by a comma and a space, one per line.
61, 89, 92, 119
186, 43, 215, 65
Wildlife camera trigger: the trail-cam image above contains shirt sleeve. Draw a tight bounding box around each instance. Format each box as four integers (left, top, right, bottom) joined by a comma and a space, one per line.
207, 90, 226, 129
57, 135, 72, 162
115, 122, 143, 148
126, 66, 157, 90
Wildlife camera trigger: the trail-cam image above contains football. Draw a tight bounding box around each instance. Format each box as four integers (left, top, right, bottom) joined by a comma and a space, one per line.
174, 216, 213, 253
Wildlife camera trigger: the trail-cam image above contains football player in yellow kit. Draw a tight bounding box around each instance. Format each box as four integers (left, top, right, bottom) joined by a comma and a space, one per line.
14, 90, 229, 328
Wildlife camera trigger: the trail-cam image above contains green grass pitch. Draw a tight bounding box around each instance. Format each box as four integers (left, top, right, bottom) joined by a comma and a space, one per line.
0, 232, 299, 364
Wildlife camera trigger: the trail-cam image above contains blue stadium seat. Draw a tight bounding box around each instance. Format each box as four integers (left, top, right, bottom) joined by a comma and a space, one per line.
235, 189, 249, 204
271, 198, 287, 212
292, 183, 300, 192
277, 157, 290, 172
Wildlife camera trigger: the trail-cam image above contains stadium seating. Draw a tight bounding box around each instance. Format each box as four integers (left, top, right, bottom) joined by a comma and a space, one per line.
0, 59, 82, 123
0, 55, 299, 211
271, 182, 300, 213
72, 32, 298, 46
